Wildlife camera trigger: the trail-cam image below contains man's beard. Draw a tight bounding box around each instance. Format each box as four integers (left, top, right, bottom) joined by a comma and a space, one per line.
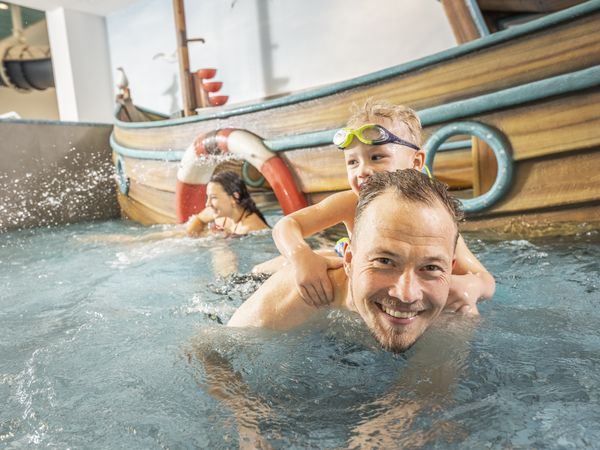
369, 319, 417, 354
350, 283, 419, 354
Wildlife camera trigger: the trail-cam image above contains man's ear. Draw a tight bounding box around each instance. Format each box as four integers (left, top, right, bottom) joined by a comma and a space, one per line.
343, 244, 353, 276
413, 150, 425, 170
452, 258, 456, 271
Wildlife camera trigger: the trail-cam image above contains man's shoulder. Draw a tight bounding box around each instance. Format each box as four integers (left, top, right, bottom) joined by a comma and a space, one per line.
227, 266, 349, 329
227, 266, 315, 330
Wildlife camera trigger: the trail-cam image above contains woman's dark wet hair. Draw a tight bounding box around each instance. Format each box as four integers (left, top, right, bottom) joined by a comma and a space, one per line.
209, 171, 270, 227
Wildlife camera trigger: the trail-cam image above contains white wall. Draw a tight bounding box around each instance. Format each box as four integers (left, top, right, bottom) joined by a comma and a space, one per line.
47, 7, 114, 122
107, 0, 456, 115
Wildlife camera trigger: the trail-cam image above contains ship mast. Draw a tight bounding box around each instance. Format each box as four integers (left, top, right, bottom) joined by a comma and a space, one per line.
172, 0, 197, 116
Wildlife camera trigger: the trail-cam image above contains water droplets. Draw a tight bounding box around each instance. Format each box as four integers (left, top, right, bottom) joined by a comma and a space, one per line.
1, 151, 118, 232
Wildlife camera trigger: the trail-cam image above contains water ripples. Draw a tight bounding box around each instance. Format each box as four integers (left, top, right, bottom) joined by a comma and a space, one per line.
1, 223, 599, 448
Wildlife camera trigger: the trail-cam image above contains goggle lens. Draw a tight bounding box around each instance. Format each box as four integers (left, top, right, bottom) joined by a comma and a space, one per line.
360, 125, 385, 142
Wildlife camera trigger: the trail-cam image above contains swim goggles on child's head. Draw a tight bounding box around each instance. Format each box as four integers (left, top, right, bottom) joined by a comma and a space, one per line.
333, 123, 420, 151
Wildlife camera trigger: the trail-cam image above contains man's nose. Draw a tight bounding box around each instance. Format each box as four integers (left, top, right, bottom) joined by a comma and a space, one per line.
388, 271, 422, 303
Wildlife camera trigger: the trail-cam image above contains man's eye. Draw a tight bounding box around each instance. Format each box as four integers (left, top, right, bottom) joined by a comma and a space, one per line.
423, 264, 442, 272
374, 257, 393, 266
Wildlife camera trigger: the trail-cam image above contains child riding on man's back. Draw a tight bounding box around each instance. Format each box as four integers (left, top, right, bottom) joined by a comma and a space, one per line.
257, 99, 495, 314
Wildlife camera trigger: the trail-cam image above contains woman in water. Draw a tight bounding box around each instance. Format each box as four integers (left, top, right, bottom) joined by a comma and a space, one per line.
186, 171, 269, 237
84, 171, 268, 243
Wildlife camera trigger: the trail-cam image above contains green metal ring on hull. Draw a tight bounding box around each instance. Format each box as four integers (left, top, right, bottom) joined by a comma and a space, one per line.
242, 161, 266, 188
424, 121, 513, 214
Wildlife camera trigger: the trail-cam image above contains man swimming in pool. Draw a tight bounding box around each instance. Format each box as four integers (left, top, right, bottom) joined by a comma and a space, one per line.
192, 170, 467, 447
228, 169, 463, 353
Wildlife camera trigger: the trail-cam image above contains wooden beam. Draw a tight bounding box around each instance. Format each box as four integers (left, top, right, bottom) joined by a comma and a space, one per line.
173, 0, 197, 116
478, 147, 600, 214
471, 137, 497, 196
440, 0, 484, 44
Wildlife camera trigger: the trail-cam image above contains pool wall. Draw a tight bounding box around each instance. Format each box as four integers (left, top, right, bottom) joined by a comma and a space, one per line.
0, 119, 120, 231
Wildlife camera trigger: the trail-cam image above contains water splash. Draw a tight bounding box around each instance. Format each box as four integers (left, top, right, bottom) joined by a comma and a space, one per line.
0, 151, 118, 232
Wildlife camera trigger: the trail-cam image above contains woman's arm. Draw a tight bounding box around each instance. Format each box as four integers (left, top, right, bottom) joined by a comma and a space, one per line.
186, 207, 218, 237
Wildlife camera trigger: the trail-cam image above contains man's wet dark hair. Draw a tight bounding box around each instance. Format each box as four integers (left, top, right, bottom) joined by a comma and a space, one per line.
210, 171, 269, 227
354, 169, 464, 242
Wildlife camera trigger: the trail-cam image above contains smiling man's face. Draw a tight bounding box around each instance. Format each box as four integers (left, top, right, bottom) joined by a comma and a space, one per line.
344, 191, 456, 353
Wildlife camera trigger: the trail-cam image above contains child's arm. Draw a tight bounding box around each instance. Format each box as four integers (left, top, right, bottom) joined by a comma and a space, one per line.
447, 235, 496, 314
272, 190, 357, 307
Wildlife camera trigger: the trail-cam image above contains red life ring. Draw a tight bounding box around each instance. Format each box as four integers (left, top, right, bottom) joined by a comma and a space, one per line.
175, 128, 307, 222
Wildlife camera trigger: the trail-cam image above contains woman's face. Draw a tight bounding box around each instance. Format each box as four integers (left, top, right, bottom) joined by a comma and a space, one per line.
206, 182, 237, 218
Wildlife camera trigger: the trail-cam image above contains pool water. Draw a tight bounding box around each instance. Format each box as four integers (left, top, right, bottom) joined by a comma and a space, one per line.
1, 219, 599, 449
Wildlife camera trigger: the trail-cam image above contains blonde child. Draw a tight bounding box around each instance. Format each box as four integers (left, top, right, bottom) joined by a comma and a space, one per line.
257, 99, 495, 314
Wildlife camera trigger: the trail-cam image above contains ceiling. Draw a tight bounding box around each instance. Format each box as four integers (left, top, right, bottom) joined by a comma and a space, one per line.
4, 0, 143, 16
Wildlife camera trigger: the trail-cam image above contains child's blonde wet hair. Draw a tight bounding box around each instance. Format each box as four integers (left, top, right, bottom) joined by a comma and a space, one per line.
347, 98, 423, 148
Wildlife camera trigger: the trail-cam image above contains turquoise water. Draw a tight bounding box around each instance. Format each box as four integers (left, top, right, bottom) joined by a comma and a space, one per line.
1, 219, 599, 449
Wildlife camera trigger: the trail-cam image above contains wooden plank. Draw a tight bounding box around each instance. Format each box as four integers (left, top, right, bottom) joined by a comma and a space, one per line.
122, 157, 179, 192
434, 148, 473, 189
478, 0, 585, 13
471, 137, 497, 196
499, 89, 600, 161
460, 202, 600, 237
117, 191, 178, 225
127, 179, 177, 219
424, 88, 600, 162
473, 147, 600, 214
114, 12, 600, 149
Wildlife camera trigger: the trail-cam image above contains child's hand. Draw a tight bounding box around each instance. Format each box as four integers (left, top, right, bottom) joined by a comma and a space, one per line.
446, 274, 480, 316
291, 247, 343, 307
